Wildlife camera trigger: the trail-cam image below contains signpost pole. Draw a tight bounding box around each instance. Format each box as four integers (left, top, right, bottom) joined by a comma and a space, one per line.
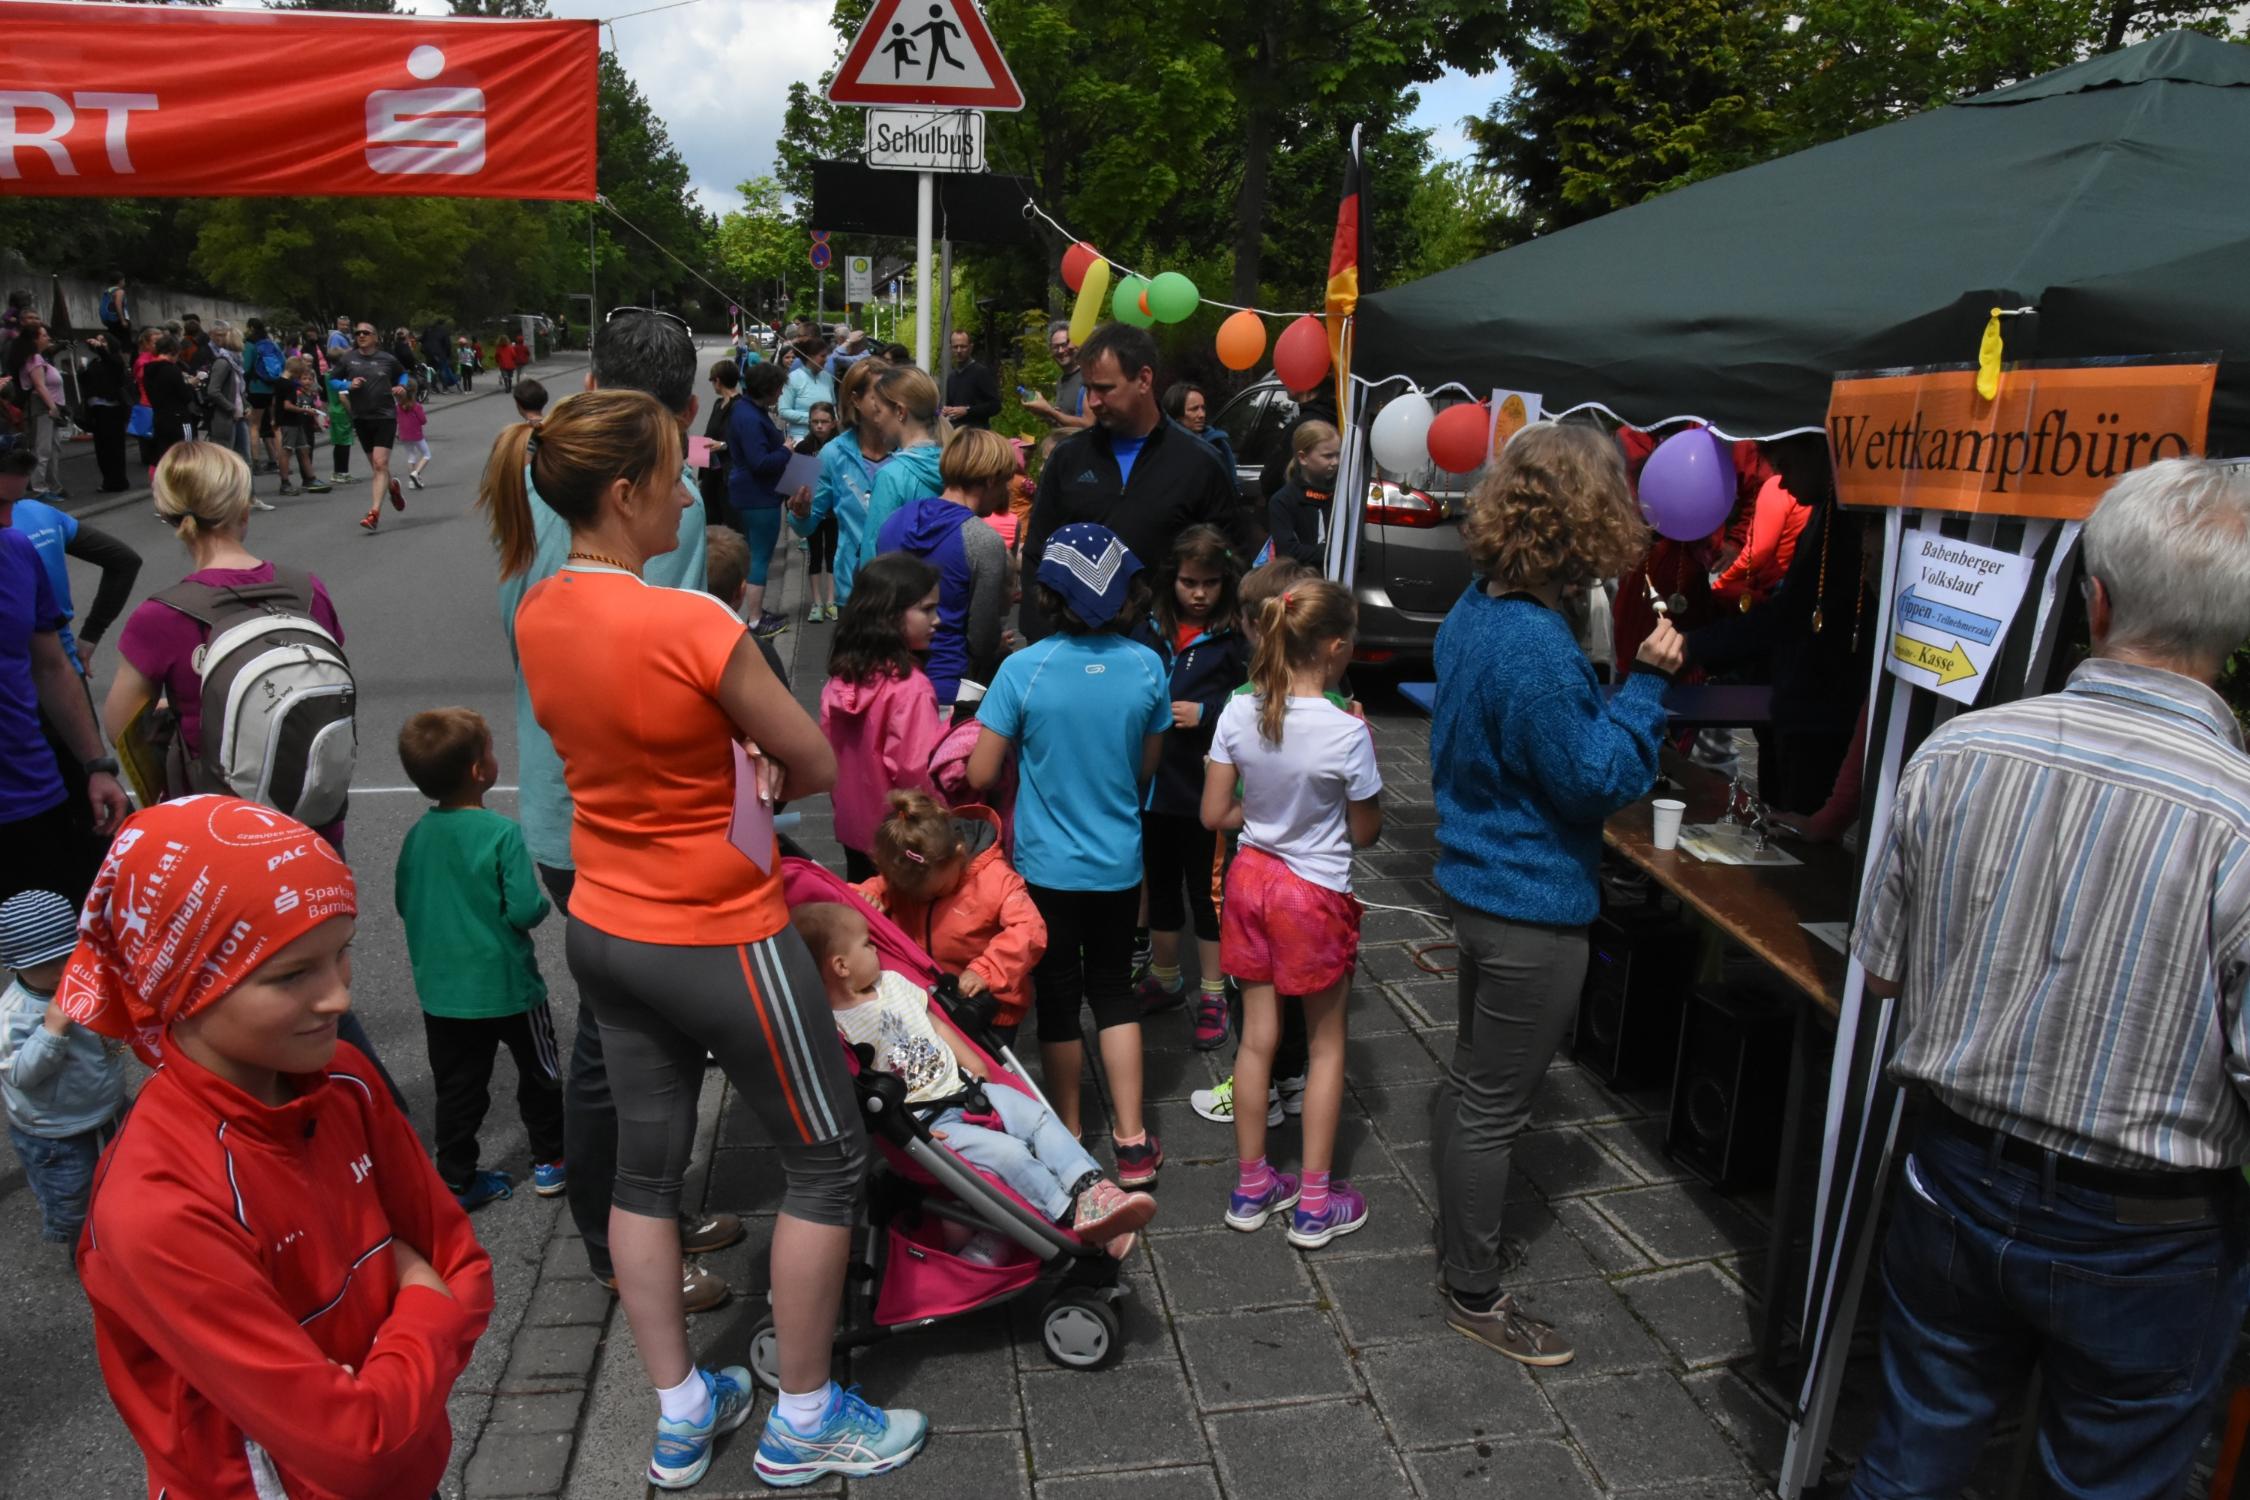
915, 168, 934, 370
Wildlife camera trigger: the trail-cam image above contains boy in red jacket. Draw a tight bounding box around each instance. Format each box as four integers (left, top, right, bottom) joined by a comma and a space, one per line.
61, 795, 495, 1500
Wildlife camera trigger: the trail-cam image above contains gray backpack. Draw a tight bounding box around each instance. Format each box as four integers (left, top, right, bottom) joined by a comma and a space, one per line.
154, 567, 357, 827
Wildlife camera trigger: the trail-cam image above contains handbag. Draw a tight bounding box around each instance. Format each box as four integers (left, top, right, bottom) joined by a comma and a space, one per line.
126, 403, 154, 439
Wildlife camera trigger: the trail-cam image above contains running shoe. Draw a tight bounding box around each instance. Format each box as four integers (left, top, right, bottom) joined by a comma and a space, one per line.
1224, 1171, 1301, 1232
531, 1159, 567, 1197
251, 497, 277, 512
1191, 1075, 1282, 1127
1191, 989, 1229, 1050
1115, 1133, 1163, 1189
452, 1169, 513, 1211
1136, 974, 1185, 1015
277, 483, 298, 497
303, 480, 331, 494
751, 611, 790, 639
406, 472, 424, 490
359, 511, 378, 532
1277, 1072, 1308, 1117
1287, 1180, 1368, 1249
1070, 1179, 1157, 1245
752, 1384, 927, 1488
388, 478, 405, 510
328, 472, 352, 485
648, 1365, 755, 1490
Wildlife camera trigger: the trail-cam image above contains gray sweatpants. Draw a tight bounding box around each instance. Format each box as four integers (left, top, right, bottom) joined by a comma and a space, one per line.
1431, 899, 1588, 1299
565, 919, 867, 1226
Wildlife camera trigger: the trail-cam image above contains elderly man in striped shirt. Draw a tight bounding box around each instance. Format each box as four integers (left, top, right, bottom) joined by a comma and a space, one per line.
1848, 457, 2250, 1500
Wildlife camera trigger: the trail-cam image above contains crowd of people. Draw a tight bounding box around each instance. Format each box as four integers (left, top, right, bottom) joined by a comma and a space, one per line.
3, 288, 2250, 1500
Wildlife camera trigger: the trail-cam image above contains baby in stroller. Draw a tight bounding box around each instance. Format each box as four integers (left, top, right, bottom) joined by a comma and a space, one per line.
794, 902, 1155, 1257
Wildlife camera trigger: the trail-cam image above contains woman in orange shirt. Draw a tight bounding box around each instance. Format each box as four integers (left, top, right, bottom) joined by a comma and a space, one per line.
485, 390, 926, 1492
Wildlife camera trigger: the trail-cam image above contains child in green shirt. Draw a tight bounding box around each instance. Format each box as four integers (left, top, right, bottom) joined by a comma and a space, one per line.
395, 706, 564, 1211
327, 385, 356, 484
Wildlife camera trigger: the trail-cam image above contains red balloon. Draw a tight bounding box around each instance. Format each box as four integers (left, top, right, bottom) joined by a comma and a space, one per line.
1427, 401, 1493, 473
1060, 241, 1101, 293
1273, 315, 1331, 394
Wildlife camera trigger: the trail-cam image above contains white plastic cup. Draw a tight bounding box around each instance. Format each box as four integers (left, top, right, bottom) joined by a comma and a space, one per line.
1650, 798, 1687, 851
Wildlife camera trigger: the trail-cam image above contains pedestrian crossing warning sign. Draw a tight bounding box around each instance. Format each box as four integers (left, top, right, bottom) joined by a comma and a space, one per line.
827, 0, 1024, 111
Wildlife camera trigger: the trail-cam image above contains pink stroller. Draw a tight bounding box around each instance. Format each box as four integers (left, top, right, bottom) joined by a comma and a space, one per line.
742, 858, 1128, 1385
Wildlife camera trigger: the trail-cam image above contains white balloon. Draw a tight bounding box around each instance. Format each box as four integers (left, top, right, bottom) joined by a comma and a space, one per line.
1369, 391, 1436, 474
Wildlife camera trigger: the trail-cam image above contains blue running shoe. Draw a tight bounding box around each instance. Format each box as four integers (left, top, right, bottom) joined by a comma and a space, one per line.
452, 1169, 513, 1211
1223, 1171, 1300, 1232
1287, 1179, 1369, 1249
531, 1159, 567, 1197
753, 1384, 928, 1488
648, 1365, 754, 1490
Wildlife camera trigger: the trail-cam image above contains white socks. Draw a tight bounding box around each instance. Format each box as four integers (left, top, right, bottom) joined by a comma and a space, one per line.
778, 1382, 835, 1435
656, 1369, 711, 1425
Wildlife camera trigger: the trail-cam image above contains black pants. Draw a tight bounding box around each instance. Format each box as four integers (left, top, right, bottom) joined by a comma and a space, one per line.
88, 404, 128, 490
424, 1006, 565, 1190
1142, 810, 1220, 942
500, 367, 515, 392
807, 515, 838, 575
333, 443, 352, 476
1026, 884, 1142, 1043
541, 863, 621, 1280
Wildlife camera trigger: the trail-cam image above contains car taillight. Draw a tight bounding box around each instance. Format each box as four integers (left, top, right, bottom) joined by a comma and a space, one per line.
1364, 479, 1443, 528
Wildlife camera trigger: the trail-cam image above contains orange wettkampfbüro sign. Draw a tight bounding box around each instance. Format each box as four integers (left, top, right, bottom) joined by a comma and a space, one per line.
1827, 360, 2216, 520
0, 1, 596, 200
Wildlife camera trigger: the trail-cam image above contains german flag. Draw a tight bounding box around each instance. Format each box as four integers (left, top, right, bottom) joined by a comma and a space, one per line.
1324, 124, 1363, 418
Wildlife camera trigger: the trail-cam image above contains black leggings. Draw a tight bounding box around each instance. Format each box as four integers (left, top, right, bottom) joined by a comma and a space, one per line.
1142, 811, 1220, 942
807, 515, 838, 575
564, 918, 866, 1225
1026, 884, 1142, 1043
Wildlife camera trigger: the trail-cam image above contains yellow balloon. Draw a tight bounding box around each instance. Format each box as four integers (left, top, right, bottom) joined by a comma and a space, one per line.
1070, 260, 1111, 347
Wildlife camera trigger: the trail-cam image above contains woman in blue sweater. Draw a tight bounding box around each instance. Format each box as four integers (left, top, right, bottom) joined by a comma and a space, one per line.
727, 361, 803, 636
1427, 422, 1683, 1369
791, 358, 887, 609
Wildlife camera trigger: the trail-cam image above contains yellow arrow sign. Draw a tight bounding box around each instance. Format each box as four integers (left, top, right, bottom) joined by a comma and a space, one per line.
1892, 632, 1978, 688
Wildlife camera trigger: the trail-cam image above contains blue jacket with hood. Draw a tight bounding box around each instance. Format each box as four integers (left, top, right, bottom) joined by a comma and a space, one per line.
876, 497, 1007, 707
1132, 617, 1250, 817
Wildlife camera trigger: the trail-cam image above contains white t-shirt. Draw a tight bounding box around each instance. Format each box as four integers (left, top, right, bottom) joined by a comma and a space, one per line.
1210, 695, 1383, 892
831, 971, 960, 1105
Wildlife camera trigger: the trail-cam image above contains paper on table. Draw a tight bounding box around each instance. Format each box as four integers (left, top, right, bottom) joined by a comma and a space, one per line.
1800, 921, 1850, 956
728, 742, 774, 873
779, 449, 824, 499
688, 434, 717, 468
1676, 823, 1804, 867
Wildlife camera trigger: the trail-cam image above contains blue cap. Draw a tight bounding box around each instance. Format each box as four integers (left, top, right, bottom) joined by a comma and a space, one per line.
1036, 522, 1143, 628
0, 890, 79, 972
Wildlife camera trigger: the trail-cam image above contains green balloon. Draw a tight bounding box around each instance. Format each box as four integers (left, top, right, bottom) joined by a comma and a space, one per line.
1111, 275, 1155, 328
1147, 271, 1199, 324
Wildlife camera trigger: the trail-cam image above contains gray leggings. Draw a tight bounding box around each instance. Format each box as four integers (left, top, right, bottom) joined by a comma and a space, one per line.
1431, 899, 1588, 1299
565, 918, 867, 1226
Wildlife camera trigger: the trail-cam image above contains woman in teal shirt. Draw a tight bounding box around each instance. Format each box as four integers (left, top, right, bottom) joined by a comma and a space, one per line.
861, 364, 946, 546
790, 357, 886, 606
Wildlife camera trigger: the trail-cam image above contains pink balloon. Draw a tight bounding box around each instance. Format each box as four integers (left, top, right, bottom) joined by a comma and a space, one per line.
1638, 427, 1734, 541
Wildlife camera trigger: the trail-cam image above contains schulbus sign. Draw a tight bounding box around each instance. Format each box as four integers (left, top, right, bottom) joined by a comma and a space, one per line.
1827, 358, 2216, 520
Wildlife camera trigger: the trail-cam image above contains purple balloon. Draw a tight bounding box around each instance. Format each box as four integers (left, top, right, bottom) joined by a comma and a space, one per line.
1638, 427, 1735, 541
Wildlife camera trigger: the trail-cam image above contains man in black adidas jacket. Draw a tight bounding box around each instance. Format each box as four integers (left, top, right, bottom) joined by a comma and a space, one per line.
1020, 323, 1247, 642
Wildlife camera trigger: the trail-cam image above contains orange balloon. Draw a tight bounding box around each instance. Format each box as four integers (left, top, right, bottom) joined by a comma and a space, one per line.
1215, 309, 1266, 372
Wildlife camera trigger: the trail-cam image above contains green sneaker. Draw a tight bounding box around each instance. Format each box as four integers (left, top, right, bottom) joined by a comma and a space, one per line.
1190, 1075, 1282, 1127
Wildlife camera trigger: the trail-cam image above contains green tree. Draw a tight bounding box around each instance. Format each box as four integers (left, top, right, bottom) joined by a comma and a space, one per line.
1466, 0, 1784, 236
711, 177, 809, 313
448, 0, 550, 14
1392, 159, 1521, 281
590, 49, 716, 317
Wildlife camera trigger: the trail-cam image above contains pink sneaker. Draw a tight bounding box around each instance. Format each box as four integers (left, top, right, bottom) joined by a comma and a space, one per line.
1191, 989, 1229, 1050
1072, 1180, 1157, 1245
1287, 1180, 1368, 1249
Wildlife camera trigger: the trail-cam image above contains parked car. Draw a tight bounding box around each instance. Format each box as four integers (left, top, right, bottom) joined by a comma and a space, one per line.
1211, 378, 1483, 665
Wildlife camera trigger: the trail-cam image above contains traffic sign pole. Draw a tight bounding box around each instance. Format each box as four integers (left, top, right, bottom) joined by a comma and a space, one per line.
916, 169, 934, 371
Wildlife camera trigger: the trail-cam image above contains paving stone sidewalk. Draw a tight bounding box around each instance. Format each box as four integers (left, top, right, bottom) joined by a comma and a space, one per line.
456, 543, 1928, 1500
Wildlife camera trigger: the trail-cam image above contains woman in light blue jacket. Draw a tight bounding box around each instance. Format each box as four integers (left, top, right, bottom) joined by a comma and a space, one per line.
861, 364, 946, 545
778, 333, 837, 442
790, 356, 886, 605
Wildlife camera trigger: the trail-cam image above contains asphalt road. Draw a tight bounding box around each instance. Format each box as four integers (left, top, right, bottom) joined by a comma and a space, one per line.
2, 352, 613, 1498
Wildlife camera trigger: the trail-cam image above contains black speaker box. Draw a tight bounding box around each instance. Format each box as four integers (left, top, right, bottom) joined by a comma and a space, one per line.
1667, 978, 1792, 1191
1574, 903, 1697, 1091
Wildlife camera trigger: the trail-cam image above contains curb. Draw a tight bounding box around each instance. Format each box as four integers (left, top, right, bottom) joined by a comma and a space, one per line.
46, 356, 592, 527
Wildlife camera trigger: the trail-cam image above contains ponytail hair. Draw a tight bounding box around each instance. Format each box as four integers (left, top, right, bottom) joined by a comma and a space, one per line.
1249, 577, 1356, 747
871, 788, 965, 896
479, 388, 681, 580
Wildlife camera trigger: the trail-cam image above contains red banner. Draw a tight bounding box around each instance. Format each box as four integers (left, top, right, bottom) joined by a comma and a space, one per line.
0, 1, 597, 200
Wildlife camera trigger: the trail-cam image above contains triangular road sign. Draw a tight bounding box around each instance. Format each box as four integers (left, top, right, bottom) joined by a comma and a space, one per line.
827, 0, 1024, 112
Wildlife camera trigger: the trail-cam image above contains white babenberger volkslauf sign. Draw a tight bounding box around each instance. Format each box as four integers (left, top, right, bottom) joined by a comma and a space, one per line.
864, 107, 984, 172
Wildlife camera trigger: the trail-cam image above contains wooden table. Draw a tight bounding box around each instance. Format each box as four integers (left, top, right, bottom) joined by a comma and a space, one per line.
1603, 752, 1856, 1013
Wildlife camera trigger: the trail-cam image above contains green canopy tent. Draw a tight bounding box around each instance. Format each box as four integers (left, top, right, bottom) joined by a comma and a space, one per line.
1353, 30, 2250, 450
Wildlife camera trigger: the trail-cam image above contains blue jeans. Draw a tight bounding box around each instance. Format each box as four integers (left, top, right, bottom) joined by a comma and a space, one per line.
1849, 1125, 2250, 1500
9, 1117, 118, 1243
930, 1082, 1100, 1220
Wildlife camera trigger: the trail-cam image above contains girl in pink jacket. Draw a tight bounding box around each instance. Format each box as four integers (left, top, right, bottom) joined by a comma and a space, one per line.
820, 553, 945, 880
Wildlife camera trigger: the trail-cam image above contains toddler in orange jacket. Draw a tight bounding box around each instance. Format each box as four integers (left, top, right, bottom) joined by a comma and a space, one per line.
853, 790, 1046, 1044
